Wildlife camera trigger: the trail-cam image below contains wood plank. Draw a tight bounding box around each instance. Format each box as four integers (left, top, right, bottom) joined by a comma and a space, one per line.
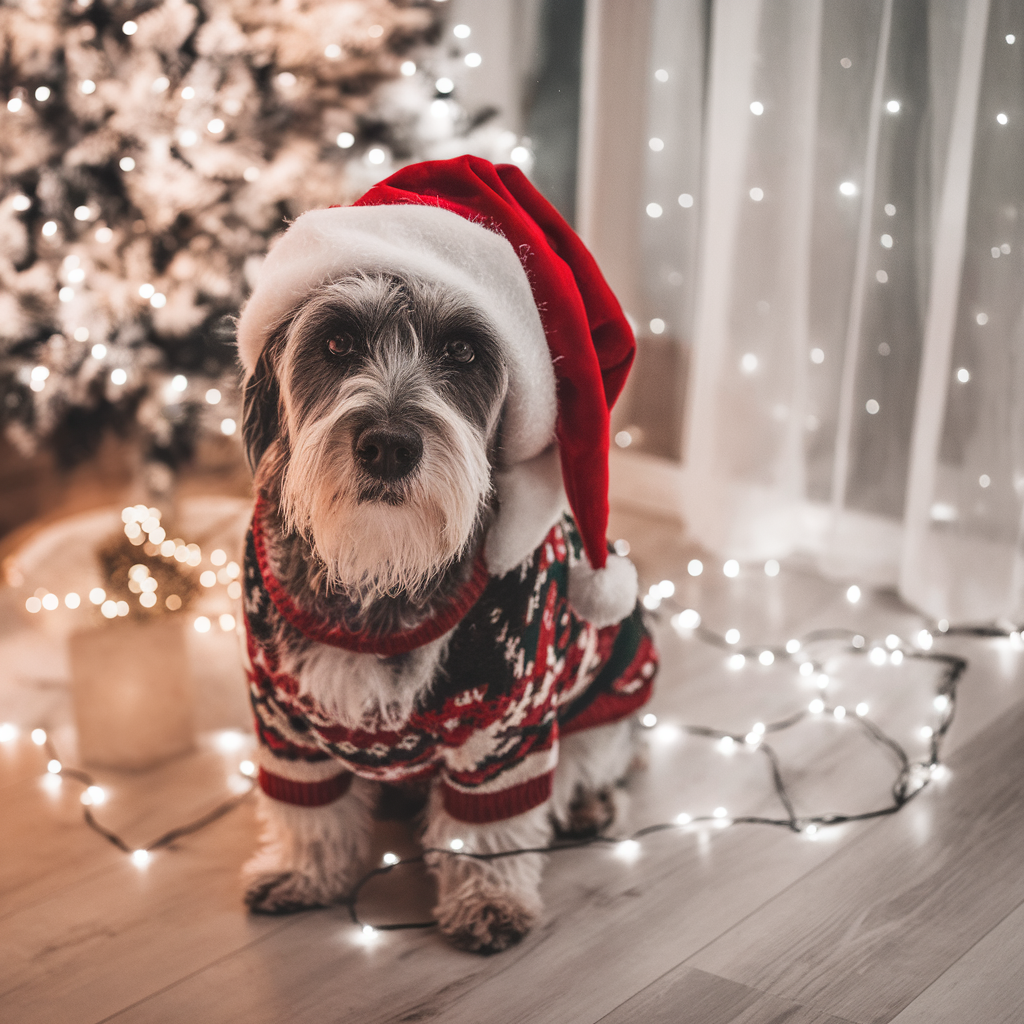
886, 900, 1024, 1024
688, 699, 1024, 1024
99, 825, 854, 1024
598, 966, 857, 1024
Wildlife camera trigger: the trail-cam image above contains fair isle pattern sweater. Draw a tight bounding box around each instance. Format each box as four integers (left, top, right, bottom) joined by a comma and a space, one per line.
244, 512, 657, 824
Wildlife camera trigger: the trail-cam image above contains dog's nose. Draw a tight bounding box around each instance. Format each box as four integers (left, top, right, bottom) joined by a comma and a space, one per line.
354, 427, 423, 481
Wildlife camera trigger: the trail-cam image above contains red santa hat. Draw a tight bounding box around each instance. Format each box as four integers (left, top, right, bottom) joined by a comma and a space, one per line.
237, 156, 636, 602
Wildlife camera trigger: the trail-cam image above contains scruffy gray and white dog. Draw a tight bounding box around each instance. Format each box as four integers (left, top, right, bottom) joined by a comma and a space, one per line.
235, 158, 656, 953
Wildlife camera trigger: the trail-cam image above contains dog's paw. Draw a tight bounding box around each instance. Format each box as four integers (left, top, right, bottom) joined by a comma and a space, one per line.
554, 784, 616, 839
244, 868, 339, 914
437, 891, 537, 954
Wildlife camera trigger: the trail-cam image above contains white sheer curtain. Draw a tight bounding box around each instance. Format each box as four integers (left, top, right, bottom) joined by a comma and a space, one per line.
584, 0, 1024, 623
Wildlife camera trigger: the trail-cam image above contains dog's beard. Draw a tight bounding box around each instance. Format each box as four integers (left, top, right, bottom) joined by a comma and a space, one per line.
278, 351, 492, 603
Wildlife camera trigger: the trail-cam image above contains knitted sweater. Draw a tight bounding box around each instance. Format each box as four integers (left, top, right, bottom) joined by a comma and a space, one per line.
243, 510, 657, 824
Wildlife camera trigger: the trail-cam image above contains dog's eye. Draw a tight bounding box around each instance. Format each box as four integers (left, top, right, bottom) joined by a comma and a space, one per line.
327, 336, 351, 357
445, 339, 475, 364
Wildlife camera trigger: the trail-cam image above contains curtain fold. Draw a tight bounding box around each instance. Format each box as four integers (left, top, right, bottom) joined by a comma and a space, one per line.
665, 0, 1024, 621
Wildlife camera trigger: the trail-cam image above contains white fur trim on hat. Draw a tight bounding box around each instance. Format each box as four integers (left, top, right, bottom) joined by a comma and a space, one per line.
237, 204, 556, 470
567, 554, 639, 629
485, 445, 567, 577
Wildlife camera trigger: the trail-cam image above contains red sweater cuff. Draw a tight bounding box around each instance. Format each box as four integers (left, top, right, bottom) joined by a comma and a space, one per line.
442, 771, 552, 823
258, 767, 353, 807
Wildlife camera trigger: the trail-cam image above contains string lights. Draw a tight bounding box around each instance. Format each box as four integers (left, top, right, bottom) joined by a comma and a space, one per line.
7, 552, 1017, 943
18, 505, 242, 631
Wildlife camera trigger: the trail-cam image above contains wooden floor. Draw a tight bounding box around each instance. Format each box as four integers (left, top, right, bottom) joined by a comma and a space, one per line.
1, 505, 1022, 1024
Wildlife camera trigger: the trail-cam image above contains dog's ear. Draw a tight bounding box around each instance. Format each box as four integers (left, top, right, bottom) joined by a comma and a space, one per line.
242, 344, 282, 473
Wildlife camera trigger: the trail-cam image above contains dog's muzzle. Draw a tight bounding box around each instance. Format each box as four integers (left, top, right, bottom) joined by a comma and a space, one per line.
354, 426, 423, 483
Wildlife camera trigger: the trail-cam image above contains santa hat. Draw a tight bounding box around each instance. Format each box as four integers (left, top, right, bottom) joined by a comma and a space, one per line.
237, 156, 638, 624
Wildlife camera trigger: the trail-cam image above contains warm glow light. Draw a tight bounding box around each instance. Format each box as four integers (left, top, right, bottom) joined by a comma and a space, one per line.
464, 53, 481, 67
194, 616, 211, 633
615, 839, 640, 861
799, 661, 814, 676
220, 418, 237, 435
239, 760, 256, 776
0, 723, 17, 743
367, 148, 386, 165
839, 181, 857, 196
869, 647, 887, 666
856, 702, 869, 716
337, 132, 355, 149
453, 23, 471, 37
122, 20, 137, 34
383, 852, 400, 865
728, 653, 745, 670
675, 608, 700, 630
723, 560, 739, 578
435, 78, 454, 94
131, 849, 150, 867
725, 628, 740, 644
111, 368, 127, 385
47, 759, 62, 774
449, 838, 464, 851
641, 713, 658, 728
219, 614, 236, 631
809, 699, 824, 713
400, 61, 416, 76
785, 639, 800, 653
759, 650, 774, 666
31, 728, 47, 745
687, 559, 703, 576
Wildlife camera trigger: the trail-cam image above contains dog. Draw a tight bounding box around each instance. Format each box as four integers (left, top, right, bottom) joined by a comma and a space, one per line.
235, 157, 657, 953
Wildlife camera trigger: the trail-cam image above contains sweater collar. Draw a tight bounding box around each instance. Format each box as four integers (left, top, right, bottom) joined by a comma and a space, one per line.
251, 495, 490, 656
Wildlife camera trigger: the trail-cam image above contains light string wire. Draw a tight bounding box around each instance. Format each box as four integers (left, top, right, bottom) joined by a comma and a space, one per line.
40, 734, 254, 856
26, 613, 1010, 934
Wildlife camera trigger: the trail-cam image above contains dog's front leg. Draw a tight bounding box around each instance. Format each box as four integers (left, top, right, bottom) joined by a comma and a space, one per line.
243, 766, 377, 914
422, 787, 551, 954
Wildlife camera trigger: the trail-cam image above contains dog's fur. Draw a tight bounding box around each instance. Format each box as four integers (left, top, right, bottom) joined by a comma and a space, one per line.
240, 273, 639, 953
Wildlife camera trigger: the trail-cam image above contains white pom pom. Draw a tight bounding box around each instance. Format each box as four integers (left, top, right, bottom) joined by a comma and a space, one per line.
568, 554, 638, 628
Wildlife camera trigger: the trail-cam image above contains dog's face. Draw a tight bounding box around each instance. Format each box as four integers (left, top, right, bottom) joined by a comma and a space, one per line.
243, 273, 509, 600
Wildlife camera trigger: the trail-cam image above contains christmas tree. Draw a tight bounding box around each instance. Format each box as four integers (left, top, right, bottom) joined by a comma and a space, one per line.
0, 0, 520, 493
